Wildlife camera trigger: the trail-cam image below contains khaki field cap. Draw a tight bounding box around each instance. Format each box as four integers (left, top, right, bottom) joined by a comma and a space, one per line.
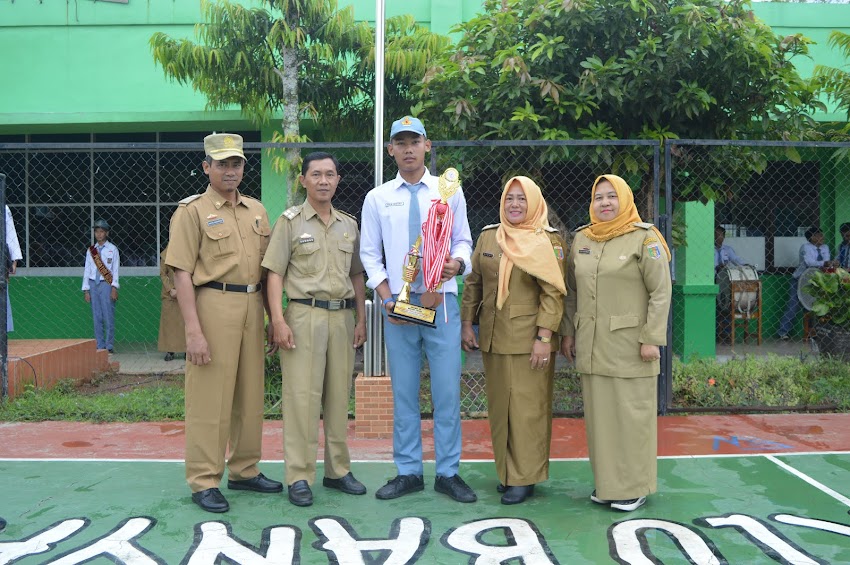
204, 133, 246, 161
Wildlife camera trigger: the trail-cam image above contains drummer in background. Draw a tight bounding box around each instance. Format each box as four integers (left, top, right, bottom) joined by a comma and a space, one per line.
778, 227, 836, 340
714, 226, 744, 271
836, 223, 850, 270
715, 226, 745, 342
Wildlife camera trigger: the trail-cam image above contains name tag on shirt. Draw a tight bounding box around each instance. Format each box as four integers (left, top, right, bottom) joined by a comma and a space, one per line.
207, 218, 224, 227
579, 247, 591, 255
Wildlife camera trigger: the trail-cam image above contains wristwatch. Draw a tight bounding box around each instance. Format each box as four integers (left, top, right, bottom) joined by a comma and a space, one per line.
536, 335, 552, 343
454, 257, 466, 275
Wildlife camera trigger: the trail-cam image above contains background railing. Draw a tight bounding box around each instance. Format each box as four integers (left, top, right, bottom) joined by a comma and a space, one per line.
4, 139, 850, 414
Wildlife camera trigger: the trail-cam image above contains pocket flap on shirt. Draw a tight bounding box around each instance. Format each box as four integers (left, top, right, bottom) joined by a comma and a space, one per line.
610, 315, 639, 331
509, 303, 539, 319
204, 226, 232, 240
338, 240, 354, 253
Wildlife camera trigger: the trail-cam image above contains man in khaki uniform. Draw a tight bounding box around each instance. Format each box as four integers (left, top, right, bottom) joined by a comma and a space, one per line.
166, 133, 282, 514
264, 152, 367, 507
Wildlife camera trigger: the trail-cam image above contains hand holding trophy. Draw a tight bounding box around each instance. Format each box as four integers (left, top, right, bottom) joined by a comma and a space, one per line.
389, 168, 460, 328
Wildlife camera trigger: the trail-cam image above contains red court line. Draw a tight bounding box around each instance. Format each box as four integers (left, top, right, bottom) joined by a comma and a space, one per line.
1, 413, 848, 460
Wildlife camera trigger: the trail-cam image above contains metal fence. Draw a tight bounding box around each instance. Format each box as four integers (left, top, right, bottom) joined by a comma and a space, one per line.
3, 139, 850, 414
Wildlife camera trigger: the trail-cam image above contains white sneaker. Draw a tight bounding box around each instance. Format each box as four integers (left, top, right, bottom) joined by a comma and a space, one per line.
590, 490, 611, 504
611, 497, 646, 512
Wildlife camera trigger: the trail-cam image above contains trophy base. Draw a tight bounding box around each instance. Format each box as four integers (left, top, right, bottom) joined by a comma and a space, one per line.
389, 301, 437, 328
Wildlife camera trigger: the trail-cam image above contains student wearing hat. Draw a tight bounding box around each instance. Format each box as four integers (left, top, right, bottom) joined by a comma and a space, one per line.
82, 219, 120, 353
360, 116, 477, 503
166, 133, 282, 513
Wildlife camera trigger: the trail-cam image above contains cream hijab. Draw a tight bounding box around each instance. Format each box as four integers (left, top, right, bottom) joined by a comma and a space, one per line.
495, 176, 567, 309
583, 174, 671, 260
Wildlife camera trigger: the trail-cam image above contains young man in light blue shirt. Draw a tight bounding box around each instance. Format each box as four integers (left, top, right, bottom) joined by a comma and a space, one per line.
360, 116, 477, 503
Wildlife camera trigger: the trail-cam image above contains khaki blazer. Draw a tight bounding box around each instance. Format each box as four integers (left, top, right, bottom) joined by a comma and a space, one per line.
562, 225, 671, 377
461, 225, 567, 354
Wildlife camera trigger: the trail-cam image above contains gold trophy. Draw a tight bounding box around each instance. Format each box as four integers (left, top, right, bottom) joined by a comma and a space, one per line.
390, 235, 438, 328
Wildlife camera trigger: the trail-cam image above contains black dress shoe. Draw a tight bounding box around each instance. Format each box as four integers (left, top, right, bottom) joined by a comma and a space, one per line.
191, 488, 230, 513
288, 480, 313, 507
435, 474, 477, 503
496, 483, 507, 493
375, 474, 424, 500
227, 472, 283, 493
501, 485, 534, 505
323, 472, 367, 495
0, 517, 6, 530
164, 352, 175, 361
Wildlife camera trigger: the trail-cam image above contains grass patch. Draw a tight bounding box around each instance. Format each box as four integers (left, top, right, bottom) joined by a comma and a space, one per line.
0, 379, 184, 422
3, 354, 850, 422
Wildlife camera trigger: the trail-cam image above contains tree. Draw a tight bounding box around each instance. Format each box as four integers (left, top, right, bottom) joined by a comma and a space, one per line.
416, 0, 824, 211
151, 0, 448, 201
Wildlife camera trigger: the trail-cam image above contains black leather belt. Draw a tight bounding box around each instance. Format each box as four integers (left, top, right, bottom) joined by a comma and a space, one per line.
201, 281, 263, 293
290, 298, 354, 310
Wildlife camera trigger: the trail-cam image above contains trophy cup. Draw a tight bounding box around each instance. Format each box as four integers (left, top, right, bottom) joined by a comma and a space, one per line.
390, 235, 438, 328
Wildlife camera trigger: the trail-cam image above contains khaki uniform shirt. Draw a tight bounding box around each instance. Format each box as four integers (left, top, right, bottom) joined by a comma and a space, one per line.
563, 225, 671, 377
165, 186, 272, 285
262, 201, 363, 300
461, 225, 567, 355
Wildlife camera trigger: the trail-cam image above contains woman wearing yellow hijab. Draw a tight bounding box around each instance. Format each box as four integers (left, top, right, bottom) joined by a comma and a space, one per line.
461, 176, 567, 505
560, 174, 672, 512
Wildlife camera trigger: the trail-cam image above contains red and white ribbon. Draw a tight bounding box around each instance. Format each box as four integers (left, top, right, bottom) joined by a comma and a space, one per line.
421, 199, 454, 292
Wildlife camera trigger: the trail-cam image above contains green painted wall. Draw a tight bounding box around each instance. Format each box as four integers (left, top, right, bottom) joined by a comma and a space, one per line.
3, 1, 850, 347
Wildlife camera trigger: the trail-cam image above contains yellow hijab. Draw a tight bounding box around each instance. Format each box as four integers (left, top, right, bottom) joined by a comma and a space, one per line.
583, 174, 671, 260
495, 176, 567, 309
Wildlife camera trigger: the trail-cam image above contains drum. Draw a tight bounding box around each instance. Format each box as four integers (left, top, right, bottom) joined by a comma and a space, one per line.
717, 264, 760, 312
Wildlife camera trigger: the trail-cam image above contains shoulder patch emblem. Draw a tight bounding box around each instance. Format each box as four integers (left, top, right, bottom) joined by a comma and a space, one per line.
178, 194, 203, 206
553, 245, 564, 260
645, 241, 663, 260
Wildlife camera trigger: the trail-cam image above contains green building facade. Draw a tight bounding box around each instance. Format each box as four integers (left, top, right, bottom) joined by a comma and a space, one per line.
1, 1, 849, 352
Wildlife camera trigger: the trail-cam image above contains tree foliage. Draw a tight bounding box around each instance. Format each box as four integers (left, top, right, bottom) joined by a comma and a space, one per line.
415, 0, 824, 207
419, 0, 822, 142
150, 0, 449, 199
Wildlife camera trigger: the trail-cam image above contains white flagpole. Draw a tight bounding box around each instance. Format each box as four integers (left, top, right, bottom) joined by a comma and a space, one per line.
374, 0, 386, 188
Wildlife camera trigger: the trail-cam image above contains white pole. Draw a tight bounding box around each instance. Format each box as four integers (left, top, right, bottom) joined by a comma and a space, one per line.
374, 0, 386, 189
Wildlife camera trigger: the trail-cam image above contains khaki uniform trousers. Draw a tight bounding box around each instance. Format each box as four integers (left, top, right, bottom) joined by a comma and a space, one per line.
483, 352, 554, 487
185, 287, 265, 492
281, 302, 354, 485
582, 373, 657, 500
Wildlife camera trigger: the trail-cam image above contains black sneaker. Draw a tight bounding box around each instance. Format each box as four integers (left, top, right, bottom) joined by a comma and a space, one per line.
434, 474, 477, 503
375, 474, 424, 500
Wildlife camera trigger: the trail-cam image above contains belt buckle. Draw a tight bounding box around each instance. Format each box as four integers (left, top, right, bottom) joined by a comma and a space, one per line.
327, 299, 343, 311
246, 284, 258, 293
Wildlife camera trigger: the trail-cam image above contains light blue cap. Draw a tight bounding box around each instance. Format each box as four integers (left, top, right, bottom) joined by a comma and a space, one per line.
390, 116, 427, 139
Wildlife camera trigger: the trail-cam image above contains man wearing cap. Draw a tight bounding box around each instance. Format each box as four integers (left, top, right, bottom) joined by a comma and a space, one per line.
264, 151, 368, 507
360, 116, 477, 503
82, 219, 120, 353
166, 133, 282, 513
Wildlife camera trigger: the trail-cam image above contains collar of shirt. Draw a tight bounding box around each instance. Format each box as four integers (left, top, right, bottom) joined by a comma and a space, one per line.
389, 168, 434, 192
301, 199, 340, 225
204, 184, 245, 209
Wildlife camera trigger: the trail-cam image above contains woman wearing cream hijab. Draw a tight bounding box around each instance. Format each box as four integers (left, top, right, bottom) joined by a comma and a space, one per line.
561, 174, 671, 512
461, 176, 567, 505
